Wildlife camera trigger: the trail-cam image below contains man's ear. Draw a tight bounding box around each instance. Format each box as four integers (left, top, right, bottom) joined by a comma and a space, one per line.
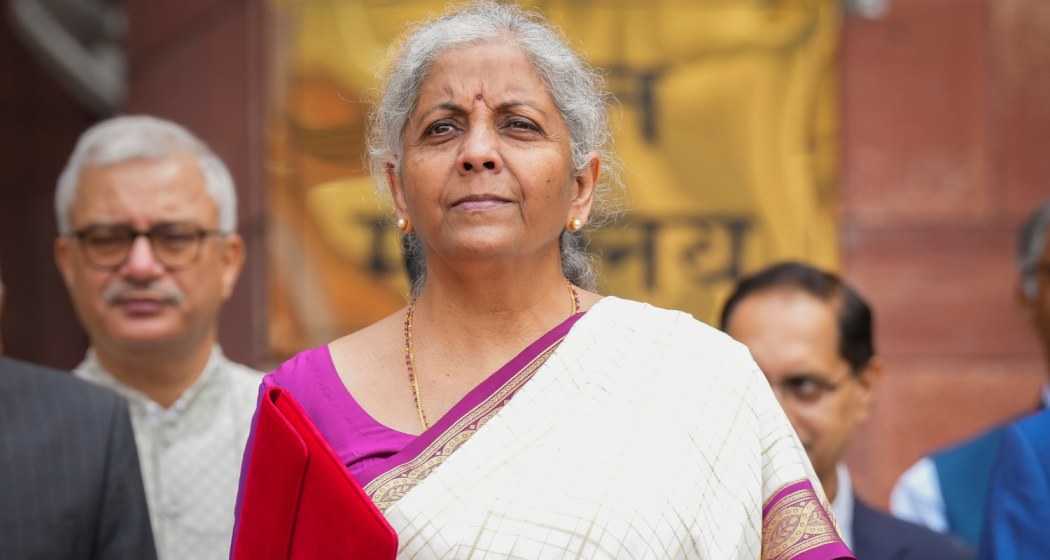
219, 233, 246, 300
854, 356, 883, 423
54, 236, 76, 291
569, 153, 600, 225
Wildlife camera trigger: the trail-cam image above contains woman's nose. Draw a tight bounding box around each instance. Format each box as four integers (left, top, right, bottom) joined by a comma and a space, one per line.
457, 126, 502, 174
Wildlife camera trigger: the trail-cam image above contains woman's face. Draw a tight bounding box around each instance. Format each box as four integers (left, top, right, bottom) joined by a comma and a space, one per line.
389, 40, 597, 268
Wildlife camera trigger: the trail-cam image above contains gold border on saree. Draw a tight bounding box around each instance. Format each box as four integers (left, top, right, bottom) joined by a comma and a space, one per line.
364, 338, 565, 510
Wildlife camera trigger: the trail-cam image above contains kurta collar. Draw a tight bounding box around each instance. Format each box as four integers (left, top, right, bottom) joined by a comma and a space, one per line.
74, 345, 226, 418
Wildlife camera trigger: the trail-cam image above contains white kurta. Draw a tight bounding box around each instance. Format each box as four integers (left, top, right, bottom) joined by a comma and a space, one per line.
75, 346, 262, 560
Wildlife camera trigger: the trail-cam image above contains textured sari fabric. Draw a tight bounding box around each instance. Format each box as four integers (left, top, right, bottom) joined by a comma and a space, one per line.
376, 297, 852, 559
259, 297, 853, 559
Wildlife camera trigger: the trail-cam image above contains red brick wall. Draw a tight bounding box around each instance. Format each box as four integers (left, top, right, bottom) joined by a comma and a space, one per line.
0, 15, 93, 368
842, 0, 1050, 507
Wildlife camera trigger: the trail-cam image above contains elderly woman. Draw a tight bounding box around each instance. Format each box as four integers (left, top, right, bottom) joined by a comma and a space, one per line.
235, 3, 853, 559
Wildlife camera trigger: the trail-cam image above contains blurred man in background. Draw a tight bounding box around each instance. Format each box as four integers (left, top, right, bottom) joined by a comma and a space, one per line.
0, 264, 157, 559
53, 116, 262, 560
891, 200, 1050, 549
722, 262, 972, 559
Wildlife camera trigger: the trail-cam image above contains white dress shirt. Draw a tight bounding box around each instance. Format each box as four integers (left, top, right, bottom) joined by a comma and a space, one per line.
890, 384, 1050, 532
75, 346, 262, 560
831, 463, 855, 550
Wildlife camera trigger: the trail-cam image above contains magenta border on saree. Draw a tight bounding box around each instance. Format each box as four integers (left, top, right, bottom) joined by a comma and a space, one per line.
762, 479, 856, 560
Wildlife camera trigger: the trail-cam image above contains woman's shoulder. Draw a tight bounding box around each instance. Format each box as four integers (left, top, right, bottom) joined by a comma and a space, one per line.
265, 345, 337, 390
272, 308, 404, 377
584, 297, 775, 436
327, 310, 404, 375
586, 296, 766, 399
591, 296, 752, 361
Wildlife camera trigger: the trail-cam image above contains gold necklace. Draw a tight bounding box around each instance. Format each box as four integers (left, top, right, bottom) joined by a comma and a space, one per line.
404, 281, 581, 430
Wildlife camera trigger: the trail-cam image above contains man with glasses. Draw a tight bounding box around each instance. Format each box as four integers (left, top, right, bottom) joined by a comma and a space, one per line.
721, 262, 971, 559
53, 116, 262, 560
891, 200, 1050, 550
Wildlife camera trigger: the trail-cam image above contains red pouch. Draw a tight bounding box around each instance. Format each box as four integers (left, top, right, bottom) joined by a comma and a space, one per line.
232, 386, 398, 559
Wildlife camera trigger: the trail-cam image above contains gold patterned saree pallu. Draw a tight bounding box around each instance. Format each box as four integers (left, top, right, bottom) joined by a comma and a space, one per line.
762, 480, 852, 560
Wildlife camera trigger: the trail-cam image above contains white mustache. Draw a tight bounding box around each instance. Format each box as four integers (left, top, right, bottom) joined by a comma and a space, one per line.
103, 280, 185, 306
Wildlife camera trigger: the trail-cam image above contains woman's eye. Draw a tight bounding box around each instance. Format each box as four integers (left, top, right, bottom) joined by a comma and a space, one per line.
425, 121, 456, 136
505, 118, 539, 132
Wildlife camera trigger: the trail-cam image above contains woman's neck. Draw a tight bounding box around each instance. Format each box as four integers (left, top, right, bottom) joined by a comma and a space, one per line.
414, 251, 576, 349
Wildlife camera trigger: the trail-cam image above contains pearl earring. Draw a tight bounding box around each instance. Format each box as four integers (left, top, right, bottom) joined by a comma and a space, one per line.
567, 218, 583, 232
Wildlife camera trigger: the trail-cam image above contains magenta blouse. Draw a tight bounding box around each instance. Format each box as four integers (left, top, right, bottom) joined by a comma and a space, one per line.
261, 347, 413, 483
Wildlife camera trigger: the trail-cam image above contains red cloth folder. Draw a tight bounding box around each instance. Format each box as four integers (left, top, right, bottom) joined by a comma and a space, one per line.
231, 386, 398, 559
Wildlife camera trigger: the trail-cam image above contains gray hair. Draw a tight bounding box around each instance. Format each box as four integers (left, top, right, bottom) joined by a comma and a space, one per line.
1019, 199, 1050, 299
368, 1, 618, 295
55, 115, 237, 234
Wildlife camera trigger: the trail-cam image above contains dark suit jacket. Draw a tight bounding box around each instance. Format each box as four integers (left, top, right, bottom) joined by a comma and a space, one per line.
979, 410, 1050, 559
0, 357, 156, 560
853, 498, 973, 560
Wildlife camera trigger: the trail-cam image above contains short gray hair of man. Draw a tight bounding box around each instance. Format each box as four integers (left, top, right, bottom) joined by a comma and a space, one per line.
1019, 199, 1050, 299
55, 115, 238, 235
367, 1, 620, 295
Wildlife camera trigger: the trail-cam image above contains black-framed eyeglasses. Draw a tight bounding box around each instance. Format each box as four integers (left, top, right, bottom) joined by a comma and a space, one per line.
71, 222, 224, 270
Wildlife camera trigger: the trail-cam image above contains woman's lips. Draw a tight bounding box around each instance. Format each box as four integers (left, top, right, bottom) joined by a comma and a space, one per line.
451, 195, 512, 212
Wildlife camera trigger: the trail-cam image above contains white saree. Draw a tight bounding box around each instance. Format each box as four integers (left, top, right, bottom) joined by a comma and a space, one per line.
377, 297, 849, 559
